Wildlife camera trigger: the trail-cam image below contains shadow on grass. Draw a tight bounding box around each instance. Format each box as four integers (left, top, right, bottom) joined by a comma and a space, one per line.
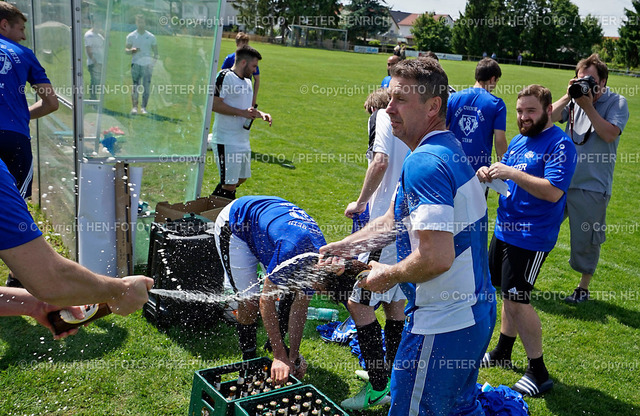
542, 380, 638, 415
533, 292, 640, 330
102, 107, 182, 123
0, 317, 127, 370
251, 151, 296, 169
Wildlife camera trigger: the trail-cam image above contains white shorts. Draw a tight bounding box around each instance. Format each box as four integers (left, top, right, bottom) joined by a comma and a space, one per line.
213, 144, 251, 185
349, 283, 406, 307
213, 201, 261, 299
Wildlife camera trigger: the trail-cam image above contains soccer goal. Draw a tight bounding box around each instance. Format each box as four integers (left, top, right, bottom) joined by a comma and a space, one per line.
286, 24, 348, 51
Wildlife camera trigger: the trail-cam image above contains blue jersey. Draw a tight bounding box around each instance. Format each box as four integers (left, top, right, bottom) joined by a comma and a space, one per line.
0, 34, 51, 138
446, 87, 507, 171
394, 131, 495, 335
221, 52, 260, 77
381, 75, 391, 88
495, 125, 576, 252
0, 159, 42, 249
228, 196, 326, 285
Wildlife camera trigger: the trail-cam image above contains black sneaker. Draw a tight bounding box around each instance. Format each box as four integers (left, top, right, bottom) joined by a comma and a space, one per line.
564, 287, 590, 304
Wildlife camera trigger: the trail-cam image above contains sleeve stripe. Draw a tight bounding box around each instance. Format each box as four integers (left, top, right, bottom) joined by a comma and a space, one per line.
410, 204, 455, 233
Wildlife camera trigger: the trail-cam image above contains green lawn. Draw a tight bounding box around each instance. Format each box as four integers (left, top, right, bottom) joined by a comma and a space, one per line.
1, 38, 640, 415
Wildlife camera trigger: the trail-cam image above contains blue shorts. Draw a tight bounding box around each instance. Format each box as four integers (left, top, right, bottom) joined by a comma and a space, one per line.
0, 130, 33, 199
388, 303, 496, 416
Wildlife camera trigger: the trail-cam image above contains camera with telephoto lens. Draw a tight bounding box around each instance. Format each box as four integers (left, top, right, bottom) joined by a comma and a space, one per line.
568, 75, 598, 99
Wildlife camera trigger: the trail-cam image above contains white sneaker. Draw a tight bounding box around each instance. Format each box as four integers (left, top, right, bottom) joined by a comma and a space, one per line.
140, 107, 148, 114
131, 107, 137, 114
355, 370, 370, 381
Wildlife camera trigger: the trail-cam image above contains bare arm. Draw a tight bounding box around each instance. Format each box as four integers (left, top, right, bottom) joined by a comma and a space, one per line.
321, 200, 396, 259
29, 84, 59, 120
493, 129, 507, 162
345, 152, 389, 218
358, 229, 454, 293
573, 94, 621, 143
488, 162, 564, 203
252, 74, 260, 107
213, 96, 253, 118
260, 279, 309, 383
551, 93, 571, 123
0, 236, 153, 314
0, 287, 83, 339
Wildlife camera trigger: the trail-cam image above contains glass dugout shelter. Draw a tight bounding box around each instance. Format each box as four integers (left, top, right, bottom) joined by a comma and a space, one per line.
15, 0, 223, 268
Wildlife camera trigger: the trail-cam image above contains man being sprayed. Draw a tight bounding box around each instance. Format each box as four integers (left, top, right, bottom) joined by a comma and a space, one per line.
212, 196, 363, 382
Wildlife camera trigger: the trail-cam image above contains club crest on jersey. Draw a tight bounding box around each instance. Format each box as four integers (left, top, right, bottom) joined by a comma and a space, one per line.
0, 53, 12, 75
459, 115, 479, 136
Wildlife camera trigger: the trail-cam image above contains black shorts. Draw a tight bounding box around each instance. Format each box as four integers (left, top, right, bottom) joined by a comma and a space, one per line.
0, 130, 32, 199
489, 235, 549, 304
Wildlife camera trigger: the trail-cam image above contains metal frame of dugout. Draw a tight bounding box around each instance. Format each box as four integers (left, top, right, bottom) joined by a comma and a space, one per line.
17, 0, 225, 270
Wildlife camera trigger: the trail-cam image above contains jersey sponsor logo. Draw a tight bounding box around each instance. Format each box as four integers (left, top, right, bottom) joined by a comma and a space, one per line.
459, 114, 479, 136
524, 151, 536, 160
0, 53, 12, 74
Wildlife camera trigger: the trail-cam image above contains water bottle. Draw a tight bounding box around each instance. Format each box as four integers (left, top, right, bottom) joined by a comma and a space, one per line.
307, 307, 339, 321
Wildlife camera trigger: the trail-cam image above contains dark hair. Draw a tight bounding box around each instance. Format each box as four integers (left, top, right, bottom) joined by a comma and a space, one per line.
517, 84, 552, 109
390, 57, 449, 119
422, 51, 439, 61
363, 88, 391, 113
576, 53, 608, 82
475, 58, 502, 82
0, 2, 27, 25
236, 45, 262, 62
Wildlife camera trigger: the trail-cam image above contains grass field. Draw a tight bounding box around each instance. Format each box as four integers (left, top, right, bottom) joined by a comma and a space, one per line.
1, 37, 640, 415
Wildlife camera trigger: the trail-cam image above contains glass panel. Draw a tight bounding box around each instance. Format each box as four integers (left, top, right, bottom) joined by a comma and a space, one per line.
82, 0, 222, 160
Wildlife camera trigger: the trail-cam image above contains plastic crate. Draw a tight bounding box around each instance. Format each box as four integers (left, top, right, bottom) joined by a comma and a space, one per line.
188, 357, 301, 416
234, 384, 348, 416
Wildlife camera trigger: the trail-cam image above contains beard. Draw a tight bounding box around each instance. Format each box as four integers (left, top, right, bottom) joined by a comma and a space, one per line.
518, 112, 548, 137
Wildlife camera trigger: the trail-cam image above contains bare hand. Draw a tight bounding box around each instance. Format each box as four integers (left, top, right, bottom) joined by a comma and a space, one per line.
356, 261, 395, 293
319, 242, 355, 259
271, 357, 292, 384
487, 162, 515, 181
476, 166, 492, 183
260, 111, 273, 126
344, 201, 366, 218
292, 355, 307, 380
108, 275, 153, 316
36, 304, 84, 340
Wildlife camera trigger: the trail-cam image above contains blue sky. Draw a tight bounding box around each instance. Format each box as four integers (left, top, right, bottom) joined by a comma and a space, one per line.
385, 0, 633, 37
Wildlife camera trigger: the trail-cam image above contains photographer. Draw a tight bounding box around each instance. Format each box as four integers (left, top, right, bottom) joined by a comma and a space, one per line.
551, 54, 629, 304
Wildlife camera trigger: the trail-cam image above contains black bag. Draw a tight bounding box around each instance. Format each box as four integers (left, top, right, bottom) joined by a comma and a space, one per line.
144, 214, 225, 329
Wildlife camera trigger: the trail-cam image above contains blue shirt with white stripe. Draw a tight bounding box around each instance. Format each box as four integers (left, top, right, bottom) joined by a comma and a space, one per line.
228, 196, 326, 286
394, 130, 495, 335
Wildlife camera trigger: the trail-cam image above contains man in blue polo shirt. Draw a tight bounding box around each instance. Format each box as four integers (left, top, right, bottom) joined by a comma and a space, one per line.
0, 2, 59, 199
478, 85, 576, 397
321, 58, 496, 415
447, 58, 507, 173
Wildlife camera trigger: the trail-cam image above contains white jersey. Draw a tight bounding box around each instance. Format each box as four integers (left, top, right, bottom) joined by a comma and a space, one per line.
84, 29, 105, 65
212, 69, 253, 151
363, 110, 409, 265
126, 29, 157, 66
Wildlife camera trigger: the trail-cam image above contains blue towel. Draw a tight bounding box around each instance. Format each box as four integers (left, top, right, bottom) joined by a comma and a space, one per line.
476, 383, 529, 415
